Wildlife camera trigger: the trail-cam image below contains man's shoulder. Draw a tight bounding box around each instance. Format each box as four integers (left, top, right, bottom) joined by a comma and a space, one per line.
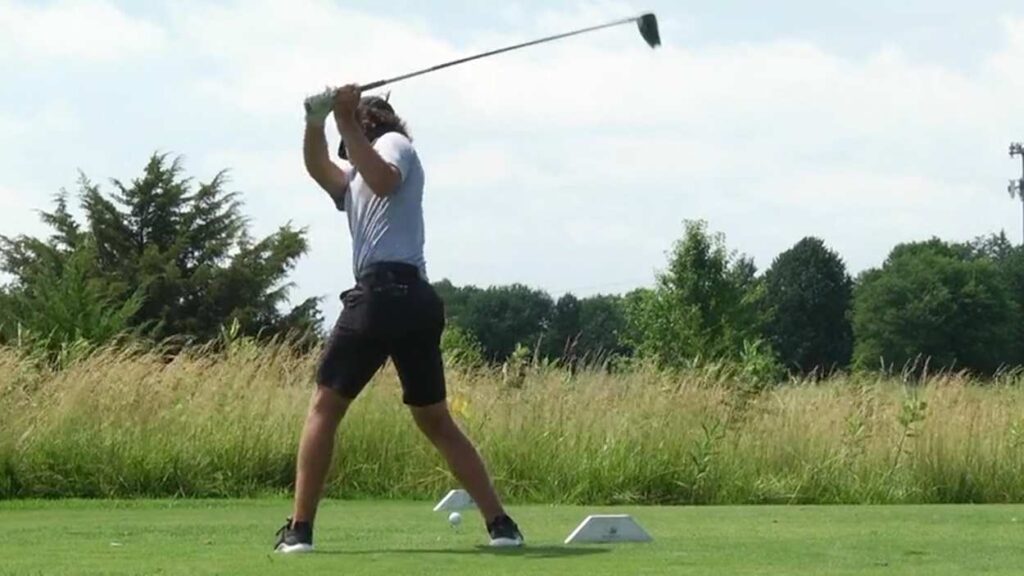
377, 131, 414, 149
374, 131, 422, 183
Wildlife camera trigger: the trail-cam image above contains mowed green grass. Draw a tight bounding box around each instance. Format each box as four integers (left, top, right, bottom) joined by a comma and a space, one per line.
1, 500, 1022, 575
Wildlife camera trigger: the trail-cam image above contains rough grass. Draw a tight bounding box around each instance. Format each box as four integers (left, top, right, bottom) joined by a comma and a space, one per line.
2, 342, 1024, 503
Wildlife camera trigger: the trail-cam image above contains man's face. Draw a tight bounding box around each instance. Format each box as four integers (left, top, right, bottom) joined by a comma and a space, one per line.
338, 96, 398, 159
358, 97, 395, 132
358, 101, 397, 138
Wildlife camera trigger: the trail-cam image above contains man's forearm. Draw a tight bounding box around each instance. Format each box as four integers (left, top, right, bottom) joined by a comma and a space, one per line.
304, 123, 330, 177
337, 118, 399, 197
303, 122, 348, 203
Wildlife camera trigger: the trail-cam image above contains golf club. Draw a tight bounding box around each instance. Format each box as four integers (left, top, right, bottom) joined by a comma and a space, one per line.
361, 12, 660, 92
307, 12, 660, 114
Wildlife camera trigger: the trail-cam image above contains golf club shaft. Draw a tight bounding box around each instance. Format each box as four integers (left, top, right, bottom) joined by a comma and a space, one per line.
361, 16, 640, 91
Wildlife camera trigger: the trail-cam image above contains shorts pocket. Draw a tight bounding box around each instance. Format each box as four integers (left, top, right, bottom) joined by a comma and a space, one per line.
338, 287, 371, 333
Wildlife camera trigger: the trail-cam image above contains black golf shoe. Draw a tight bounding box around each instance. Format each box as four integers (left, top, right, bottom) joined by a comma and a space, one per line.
274, 518, 313, 553
487, 514, 524, 548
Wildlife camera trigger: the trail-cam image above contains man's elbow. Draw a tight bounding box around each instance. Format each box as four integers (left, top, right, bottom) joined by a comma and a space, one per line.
369, 167, 402, 198
303, 157, 323, 183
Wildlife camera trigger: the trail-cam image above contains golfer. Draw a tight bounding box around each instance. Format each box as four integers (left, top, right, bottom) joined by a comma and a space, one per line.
274, 85, 523, 552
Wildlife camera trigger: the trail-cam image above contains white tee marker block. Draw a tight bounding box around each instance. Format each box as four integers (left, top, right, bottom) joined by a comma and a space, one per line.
564, 514, 653, 544
433, 489, 476, 512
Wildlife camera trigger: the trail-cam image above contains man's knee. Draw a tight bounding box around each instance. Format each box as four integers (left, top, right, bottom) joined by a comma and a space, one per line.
309, 385, 352, 420
410, 402, 456, 440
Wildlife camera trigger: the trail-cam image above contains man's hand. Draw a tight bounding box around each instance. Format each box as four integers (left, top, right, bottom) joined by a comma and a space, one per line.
304, 87, 336, 126
333, 84, 361, 128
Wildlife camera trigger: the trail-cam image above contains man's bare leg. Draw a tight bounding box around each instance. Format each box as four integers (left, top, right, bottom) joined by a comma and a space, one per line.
292, 385, 352, 524
410, 402, 504, 522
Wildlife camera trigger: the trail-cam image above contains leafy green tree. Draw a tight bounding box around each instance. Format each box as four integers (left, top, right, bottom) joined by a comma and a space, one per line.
963, 232, 1024, 366
761, 237, 853, 375
852, 239, 1020, 374
542, 293, 582, 361
576, 294, 631, 361
433, 281, 554, 362
626, 221, 761, 368
461, 284, 553, 361
623, 286, 685, 364
0, 288, 11, 323
433, 279, 476, 352
433, 279, 479, 331
1, 154, 320, 346
436, 279, 634, 365
0, 241, 142, 352
0, 194, 141, 351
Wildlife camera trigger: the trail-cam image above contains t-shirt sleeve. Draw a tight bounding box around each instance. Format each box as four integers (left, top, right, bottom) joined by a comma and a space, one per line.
340, 161, 356, 185
373, 132, 415, 182
332, 161, 355, 212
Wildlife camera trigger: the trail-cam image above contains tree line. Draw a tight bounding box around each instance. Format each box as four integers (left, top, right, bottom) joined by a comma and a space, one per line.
2, 154, 1022, 376
440, 222, 1024, 377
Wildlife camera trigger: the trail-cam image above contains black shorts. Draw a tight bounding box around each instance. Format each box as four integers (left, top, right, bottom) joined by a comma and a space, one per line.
316, 262, 446, 407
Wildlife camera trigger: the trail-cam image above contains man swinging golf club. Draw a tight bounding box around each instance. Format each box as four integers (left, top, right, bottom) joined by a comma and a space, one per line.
273, 84, 524, 552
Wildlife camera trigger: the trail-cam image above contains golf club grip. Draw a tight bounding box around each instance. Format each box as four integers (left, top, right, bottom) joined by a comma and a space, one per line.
359, 16, 639, 93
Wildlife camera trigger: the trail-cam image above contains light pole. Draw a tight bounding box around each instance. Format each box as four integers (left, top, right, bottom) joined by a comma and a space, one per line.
1011, 143, 1024, 245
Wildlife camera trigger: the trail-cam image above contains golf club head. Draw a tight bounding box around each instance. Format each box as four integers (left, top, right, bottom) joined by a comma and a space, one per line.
638, 13, 661, 48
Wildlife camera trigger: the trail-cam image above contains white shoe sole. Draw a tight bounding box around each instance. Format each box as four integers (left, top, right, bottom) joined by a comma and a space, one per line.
489, 537, 524, 548
275, 543, 314, 554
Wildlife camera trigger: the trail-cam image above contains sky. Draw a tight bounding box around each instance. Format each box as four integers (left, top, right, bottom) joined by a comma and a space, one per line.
2, 0, 1023, 321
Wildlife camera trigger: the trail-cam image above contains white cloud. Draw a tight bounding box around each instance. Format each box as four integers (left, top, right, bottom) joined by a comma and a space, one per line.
0, 186, 24, 208
987, 17, 1024, 91
2, 1, 1024, 313
176, 3, 1023, 288
0, 0, 166, 63
428, 144, 537, 194
175, 0, 457, 117
16, 99, 82, 135
0, 186, 44, 239
0, 113, 27, 138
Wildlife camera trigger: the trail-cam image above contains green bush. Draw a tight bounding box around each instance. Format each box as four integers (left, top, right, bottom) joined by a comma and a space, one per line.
440, 325, 485, 368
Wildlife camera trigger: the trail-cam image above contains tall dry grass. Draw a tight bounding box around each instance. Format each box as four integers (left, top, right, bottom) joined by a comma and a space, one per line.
2, 341, 1023, 504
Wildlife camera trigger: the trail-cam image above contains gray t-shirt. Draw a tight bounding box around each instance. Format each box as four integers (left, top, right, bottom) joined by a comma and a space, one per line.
341, 132, 427, 279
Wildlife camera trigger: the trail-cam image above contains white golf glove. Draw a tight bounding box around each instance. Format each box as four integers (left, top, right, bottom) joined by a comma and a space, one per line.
304, 87, 336, 125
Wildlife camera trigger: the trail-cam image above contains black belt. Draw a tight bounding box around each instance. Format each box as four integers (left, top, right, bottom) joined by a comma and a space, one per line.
357, 262, 421, 286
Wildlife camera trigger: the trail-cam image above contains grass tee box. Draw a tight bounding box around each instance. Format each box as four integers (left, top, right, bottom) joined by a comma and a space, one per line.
2, 500, 1024, 576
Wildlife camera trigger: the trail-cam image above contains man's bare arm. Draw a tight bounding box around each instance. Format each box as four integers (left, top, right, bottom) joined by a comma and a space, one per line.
333, 85, 401, 198
303, 122, 349, 208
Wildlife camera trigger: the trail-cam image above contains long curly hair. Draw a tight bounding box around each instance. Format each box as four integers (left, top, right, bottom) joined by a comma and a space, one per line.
338, 96, 411, 159
358, 96, 411, 142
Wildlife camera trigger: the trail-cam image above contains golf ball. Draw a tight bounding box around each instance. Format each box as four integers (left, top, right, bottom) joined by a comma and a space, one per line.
448, 512, 462, 526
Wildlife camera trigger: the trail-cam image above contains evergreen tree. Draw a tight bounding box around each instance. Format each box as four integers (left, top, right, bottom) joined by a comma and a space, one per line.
0, 153, 320, 346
